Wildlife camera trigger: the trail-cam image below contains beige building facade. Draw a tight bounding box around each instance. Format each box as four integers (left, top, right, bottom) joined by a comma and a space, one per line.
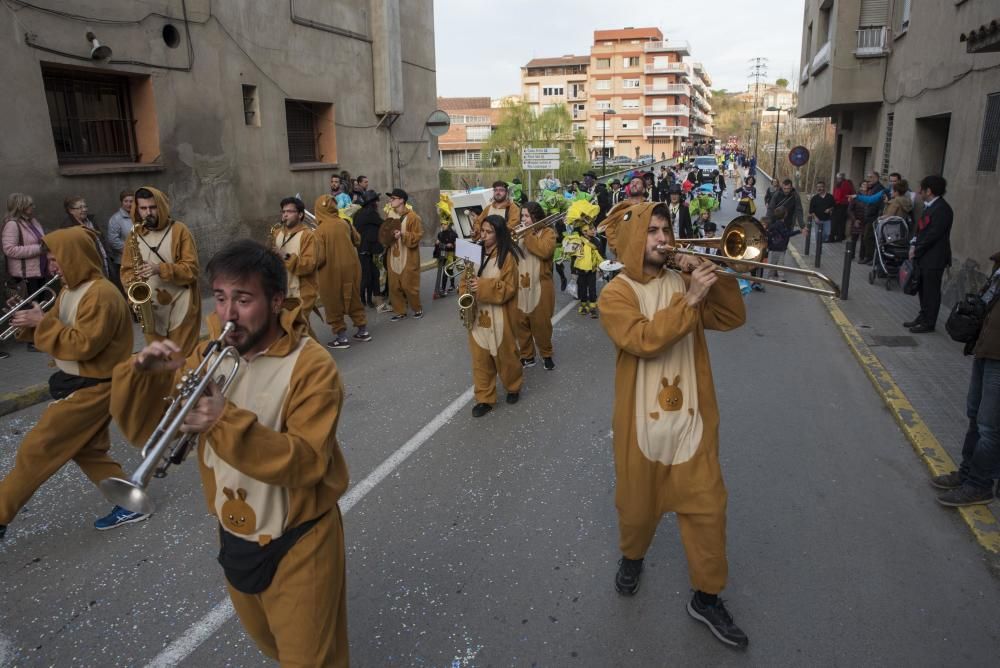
0, 0, 441, 260
798, 0, 1000, 295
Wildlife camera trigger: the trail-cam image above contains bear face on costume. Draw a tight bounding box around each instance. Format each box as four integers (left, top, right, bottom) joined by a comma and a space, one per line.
477, 310, 492, 328
520, 272, 531, 288
221, 487, 257, 535
657, 375, 683, 412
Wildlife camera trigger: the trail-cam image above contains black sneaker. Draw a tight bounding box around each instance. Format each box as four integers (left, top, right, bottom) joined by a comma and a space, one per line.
903, 318, 921, 328
543, 357, 555, 370
687, 593, 749, 649
506, 392, 520, 405
389, 313, 407, 322
353, 330, 373, 342
936, 484, 994, 507
930, 471, 962, 490
327, 338, 351, 350
0, 524, 6, 540
521, 357, 536, 368
471, 403, 493, 418
0, 351, 9, 360
615, 557, 643, 596
412, 311, 424, 319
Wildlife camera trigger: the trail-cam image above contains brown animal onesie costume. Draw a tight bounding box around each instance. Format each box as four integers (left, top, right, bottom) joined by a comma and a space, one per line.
514, 227, 557, 360
474, 199, 520, 242
460, 249, 524, 405
111, 309, 349, 666
0, 227, 133, 530
120, 186, 201, 356
597, 203, 745, 594
313, 195, 367, 334
385, 208, 423, 316
272, 219, 319, 338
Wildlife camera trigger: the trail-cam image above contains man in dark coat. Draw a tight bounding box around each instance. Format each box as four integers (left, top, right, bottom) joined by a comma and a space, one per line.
905, 175, 953, 333
352, 190, 383, 307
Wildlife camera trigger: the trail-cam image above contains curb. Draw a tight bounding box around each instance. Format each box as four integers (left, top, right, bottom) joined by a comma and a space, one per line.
788, 244, 1000, 559
0, 259, 441, 419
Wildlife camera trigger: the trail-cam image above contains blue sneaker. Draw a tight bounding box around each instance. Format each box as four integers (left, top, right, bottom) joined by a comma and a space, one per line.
94, 505, 149, 531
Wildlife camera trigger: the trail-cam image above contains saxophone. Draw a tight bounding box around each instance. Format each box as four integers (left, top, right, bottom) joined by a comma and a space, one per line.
458, 261, 477, 331
268, 222, 282, 252
126, 231, 155, 333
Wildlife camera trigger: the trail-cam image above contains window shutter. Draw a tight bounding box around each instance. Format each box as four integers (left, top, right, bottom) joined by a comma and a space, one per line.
977, 93, 1000, 172
859, 0, 889, 26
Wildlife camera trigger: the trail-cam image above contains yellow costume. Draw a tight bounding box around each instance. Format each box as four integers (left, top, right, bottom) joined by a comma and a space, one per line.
597, 203, 745, 594
313, 195, 366, 334
460, 250, 523, 405
121, 186, 201, 356
384, 209, 423, 315
0, 227, 133, 529
272, 220, 319, 338
111, 309, 349, 666
514, 227, 557, 360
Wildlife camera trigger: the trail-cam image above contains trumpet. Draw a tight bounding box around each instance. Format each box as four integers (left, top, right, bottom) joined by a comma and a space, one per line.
99, 322, 243, 515
511, 211, 565, 241
661, 216, 841, 297
0, 274, 62, 341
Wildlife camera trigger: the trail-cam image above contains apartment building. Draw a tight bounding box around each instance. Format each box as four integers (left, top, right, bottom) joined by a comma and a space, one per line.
797, 0, 1000, 295
437, 97, 500, 168
521, 55, 591, 134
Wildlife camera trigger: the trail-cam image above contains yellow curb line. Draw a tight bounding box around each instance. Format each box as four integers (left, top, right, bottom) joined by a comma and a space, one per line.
788, 244, 1000, 555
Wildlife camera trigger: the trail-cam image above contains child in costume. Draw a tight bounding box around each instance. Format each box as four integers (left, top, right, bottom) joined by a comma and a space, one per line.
573, 222, 605, 318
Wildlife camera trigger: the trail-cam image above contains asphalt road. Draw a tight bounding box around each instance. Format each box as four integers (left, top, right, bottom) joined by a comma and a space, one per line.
1, 185, 998, 667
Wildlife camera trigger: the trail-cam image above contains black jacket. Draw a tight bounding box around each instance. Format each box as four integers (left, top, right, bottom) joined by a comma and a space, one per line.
767, 189, 804, 229
669, 203, 694, 239
913, 197, 953, 270
353, 204, 384, 255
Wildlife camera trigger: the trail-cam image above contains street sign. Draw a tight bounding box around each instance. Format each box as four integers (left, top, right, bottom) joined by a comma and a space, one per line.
523, 159, 560, 170
522, 148, 560, 170
788, 145, 810, 167
522, 147, 559, 157
425, 109, 451, 137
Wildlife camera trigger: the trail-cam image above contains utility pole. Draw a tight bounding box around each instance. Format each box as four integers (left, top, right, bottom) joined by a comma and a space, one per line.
746, 57, 768, 162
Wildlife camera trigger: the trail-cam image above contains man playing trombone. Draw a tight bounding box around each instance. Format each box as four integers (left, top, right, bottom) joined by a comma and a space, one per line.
110, 240, 350, 666
0, 227, 140, 540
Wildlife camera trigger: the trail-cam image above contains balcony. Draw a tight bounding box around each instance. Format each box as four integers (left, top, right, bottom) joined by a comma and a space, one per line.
644, 125, 688, 138
567, 91, 588, 101
690, 123, 710, 137
645, 84, 690, 96
800, 62, 809, 86
644, 63, 691, 76
644, 105, 690, 116
644, 40, 691, 55
810, 41, 830, 74
855, 26, 890, 58
691, 109, 710, 124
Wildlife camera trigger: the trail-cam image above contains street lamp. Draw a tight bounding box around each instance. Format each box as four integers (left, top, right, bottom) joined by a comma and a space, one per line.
601, 109, 617, 175
767, 106, 790, 179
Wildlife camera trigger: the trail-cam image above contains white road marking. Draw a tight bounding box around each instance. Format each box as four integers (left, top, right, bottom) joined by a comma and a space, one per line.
145, 299, 577, 667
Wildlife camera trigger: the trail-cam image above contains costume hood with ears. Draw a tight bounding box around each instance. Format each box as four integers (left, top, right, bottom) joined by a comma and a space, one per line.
42, 226, 106, 289
313, 194, 340, 226
599, 203, 664, 284
131, 185, 172, 231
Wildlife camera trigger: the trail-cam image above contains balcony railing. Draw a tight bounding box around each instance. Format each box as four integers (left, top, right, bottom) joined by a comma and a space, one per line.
810, 41, 831, 74
855, 26, 890, 57
644, 84, 690, 96
567, 91, 588, 101
644, 105, 690, 116
691, 109, 710, 124
644, 125, 688, 138
643, 40, 691, 54
644, 63, 691, 75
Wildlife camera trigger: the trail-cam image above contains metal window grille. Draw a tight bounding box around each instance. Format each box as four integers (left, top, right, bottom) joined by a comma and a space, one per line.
285, 100, 317, 163
42, 69, 138, 164
242, 85, 257, 126
977, 93, 1000, 172
882, 112, 894, 175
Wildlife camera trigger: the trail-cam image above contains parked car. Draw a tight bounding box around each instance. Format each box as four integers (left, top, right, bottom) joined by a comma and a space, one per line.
636, 154, 656, 166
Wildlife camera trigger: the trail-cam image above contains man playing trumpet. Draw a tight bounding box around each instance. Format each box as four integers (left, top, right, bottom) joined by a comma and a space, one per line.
0, 227, 140, 540
273, 197, 319, 337
111, 240, 350, 666
597, 203, 749, 648
121, 186, 201, 356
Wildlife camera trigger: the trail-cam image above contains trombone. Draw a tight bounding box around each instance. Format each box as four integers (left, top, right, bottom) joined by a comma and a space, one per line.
99, 321, 243, 515
667, 216, 841, 297
511, 211, 566, 242
0, 274, 62, 341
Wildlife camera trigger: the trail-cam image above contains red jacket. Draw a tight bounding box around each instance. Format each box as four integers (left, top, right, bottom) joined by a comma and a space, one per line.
833, 180, 855, 205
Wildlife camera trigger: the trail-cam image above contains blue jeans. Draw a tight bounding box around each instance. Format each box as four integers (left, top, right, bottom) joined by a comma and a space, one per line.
815, 219, 831, 242
959, 358, 1000, 490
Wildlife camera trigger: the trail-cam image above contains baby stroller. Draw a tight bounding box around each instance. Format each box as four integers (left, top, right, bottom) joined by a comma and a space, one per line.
868, 216, 910, 290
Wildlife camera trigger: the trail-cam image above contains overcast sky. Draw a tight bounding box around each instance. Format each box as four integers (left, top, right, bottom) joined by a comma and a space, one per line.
433, 0, 806, 98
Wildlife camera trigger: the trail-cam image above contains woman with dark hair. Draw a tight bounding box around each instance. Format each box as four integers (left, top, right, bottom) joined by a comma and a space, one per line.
461, 214, 524, 417
514, 202, 557, 370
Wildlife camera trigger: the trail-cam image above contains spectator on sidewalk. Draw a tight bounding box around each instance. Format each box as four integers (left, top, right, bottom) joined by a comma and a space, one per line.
351, 175, 369, 205
847, 182, 869, 260
831, 173, 854, 242
106, 189, 133, 294
882, 180, 914, 221
2, 193, 50, 357
808, 180, 835, 242
857, 172, 886, 264
767, 180, 804, 231
59, 196, 111, 276
764, 209, 801, 281
764, 178, 780, 209
904, 175, 953, 334
933, 251, 1000, 507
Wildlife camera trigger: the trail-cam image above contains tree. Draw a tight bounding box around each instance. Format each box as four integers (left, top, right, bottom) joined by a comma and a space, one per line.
775, 78, 789, 89
482, 101, 589, 184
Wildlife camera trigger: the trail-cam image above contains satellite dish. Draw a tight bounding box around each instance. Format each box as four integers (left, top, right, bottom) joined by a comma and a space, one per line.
426, 109, 451, 137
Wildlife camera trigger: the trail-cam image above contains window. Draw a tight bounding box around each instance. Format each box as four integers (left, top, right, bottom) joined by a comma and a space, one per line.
623, 78, 640, 89
451, 114, 490, 124
595, 100, 612, 110
596, 80, 611, 90
285, 99, 336, 165
572, 103, 586, 120
42, 68, 138, 163
977, 93, 1000, 172
623, 56, 640, 68
621, 99, 639, 110
527, 86, 539, 102
893, 0, 911, 34
596, 58, 611, 69
466, 126, 492, 142
242, 84, 259, 127
542, 86, 564, 97
573, 123, 586, 132
621, 120, 638, 130
882, 112, 894, 175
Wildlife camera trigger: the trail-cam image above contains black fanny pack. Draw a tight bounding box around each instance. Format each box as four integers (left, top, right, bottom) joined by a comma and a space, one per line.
48, 370, 110, 400
217, 513, 324, 594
